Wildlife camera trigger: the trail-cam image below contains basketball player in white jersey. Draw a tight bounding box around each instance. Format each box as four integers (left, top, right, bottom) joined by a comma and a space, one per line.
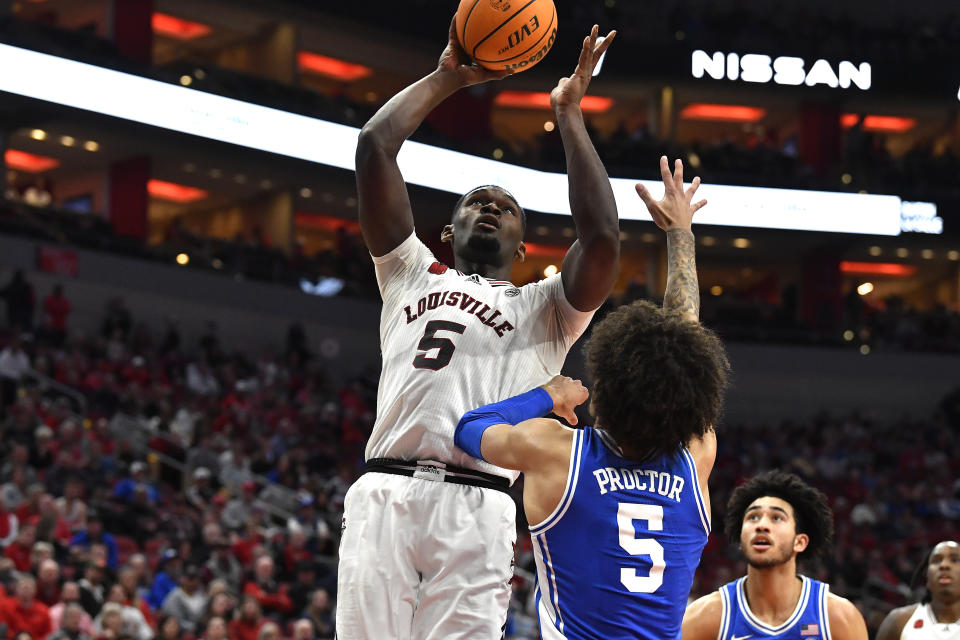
876, 540, 960, 640
336, 19, 620, 640
682, 471, 868, 640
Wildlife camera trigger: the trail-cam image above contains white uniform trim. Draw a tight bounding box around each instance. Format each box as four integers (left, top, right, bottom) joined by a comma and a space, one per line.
680, 448, 711, 534
718, 587, 731, 640
529, 429, 584, 535
737, 575, 811, 634
819, 585, 833, 640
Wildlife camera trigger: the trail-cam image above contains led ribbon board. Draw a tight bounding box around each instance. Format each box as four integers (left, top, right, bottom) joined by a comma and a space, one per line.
0, 43, 932, 236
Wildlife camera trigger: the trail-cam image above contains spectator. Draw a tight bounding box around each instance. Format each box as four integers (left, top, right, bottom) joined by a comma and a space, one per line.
102, 585, 151, 640
160, 566, 207, 633
242, 557, 291, 618
202, 589, 235, 625
42, 286, 71, 347
203, 539, 241, 594
286, 562, 317, 616
3, 524, 35, 572
0, 575, 52, 639
0, 504, 17, 548
112, 463, 158, 505
301, 590, 333, 640
220, 482, 261, 533
256, 622, 280, 640
201, 616, 227, 640
35, 495, 72, 546
91, 603, 123, 640
54, 478, 86, 534
49, 583, 94, 636
0, 336, 30, 409
184, 469, 213, 513
35, 559, 60, 607
146, 551, 180, 611
27, 427, 55, 474
47, 603, 92, 640
291, 619, 315, 640
227, 597, 264, 640
77, 564, 106, 618
69, 512, 118, 570
0, 271, 34, 331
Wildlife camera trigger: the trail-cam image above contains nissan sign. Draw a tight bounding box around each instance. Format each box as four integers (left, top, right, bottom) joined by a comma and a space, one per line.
692, 50, 871, 90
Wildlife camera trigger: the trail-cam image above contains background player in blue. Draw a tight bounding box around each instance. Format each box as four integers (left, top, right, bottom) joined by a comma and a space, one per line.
682, 471, 868, 640
455, 158, 730, 639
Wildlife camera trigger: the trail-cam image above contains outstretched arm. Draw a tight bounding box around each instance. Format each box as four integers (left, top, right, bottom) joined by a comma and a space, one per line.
356, 16, 511, 257
454, 376, 588, 471
554, 26, 621, 312
635, 157, 707, 322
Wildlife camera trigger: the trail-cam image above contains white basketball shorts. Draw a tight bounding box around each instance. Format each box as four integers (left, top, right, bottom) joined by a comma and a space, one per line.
335, 469, 517, 639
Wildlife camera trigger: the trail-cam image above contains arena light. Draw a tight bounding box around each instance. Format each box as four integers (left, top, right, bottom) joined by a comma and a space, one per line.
494, 91, 614, 114
152, 13, 212, 40
839, 261, 917, 276
840, 114, 916, 133
0, 43, 932, 236
679, 103, 766, 122
298, 52, 372, 82
147, 179, 208, 203
4, 149, 60, 172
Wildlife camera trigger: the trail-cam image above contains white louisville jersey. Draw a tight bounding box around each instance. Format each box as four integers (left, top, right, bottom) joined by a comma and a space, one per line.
901, 603, 960, 640
367, 231, 595, 481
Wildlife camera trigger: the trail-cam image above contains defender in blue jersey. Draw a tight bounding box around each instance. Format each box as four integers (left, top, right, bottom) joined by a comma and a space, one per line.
682, 471, 868, 640
455, 158, 731, 639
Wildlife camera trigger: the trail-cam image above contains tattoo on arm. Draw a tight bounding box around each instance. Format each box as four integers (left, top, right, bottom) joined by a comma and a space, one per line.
664, 228, 700, 320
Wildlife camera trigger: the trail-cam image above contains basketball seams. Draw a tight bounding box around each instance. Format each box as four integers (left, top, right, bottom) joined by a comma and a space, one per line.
461, 0, 482, 52
469, 0, 538, 60
473, 3, 556, 65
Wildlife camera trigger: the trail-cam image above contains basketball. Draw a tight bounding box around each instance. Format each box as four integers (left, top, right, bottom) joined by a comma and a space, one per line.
456, 0, 558, 72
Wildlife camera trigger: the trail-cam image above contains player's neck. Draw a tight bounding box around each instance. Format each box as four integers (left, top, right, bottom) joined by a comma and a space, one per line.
453, 258, 513, 282
931, 597, 960, 624
742, 562, 803, 626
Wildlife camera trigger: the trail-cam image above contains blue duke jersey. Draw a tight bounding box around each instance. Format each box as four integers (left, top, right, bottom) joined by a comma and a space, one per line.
531, 426, 711, 640
719, 576, 833, 640
368, 232, 595, 481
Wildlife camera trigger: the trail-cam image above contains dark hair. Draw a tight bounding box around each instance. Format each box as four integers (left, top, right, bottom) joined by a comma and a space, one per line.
453, 185, 526, 231
583, 300, 729, 460
911, 541, 960, 603
723, 470, 834, 563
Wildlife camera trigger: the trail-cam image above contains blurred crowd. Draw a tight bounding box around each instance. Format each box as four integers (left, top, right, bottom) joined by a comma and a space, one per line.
0, 284, 377, 640
0, 274, 957, 639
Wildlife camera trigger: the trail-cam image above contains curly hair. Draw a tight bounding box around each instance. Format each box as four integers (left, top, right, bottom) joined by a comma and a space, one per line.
453, 185, 526, 231
583, 300, 729, 460
723, 471, 834, 563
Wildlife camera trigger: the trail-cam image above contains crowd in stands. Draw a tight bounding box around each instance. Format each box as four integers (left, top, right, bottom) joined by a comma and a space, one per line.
0, 272, 956, 638
0, 281, 377, 640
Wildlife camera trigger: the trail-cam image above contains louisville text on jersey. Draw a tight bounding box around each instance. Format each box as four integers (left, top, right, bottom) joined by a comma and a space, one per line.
403, 290, 515, 337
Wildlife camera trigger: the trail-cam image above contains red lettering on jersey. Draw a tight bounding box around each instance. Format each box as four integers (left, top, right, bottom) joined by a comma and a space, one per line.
446, 292, 461, 306
475, 304, 492, 322
485, 309, 502, 326
494, 320, 514, 337
459, 294, 476, 310
404, 306, 418, 324
914, 620, 923, 629
428, 262, 449, 275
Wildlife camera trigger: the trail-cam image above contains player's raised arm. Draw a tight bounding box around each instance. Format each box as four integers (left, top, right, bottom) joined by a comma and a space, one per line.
635, 157, 708, 323
454, 375, 588, 471
553, 26, 621, 312
355, 15, 511, 257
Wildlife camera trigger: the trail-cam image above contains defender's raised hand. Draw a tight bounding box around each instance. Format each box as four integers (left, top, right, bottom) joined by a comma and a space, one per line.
635, 156, 707, 232
550, 25, 616, 111
438, 14, 513, 87
541, 375, 589, 425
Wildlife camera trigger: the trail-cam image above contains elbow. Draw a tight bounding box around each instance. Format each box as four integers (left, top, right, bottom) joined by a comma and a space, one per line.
355, 125, 397, 163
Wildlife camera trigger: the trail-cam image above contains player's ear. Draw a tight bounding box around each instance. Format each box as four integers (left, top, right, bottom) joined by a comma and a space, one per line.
441, 225, 454, 244
793, 533, 809, 554
515, 241, 526, 263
